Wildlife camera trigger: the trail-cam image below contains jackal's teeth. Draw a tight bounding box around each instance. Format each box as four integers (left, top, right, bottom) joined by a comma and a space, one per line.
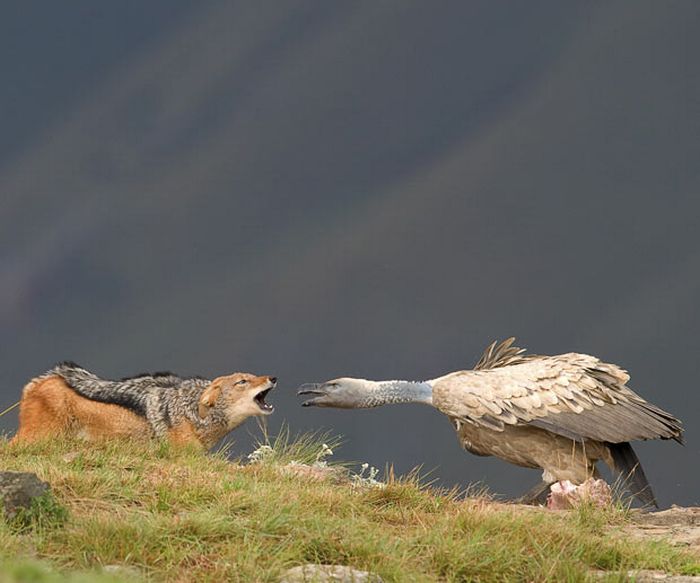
254, 387, 274, 414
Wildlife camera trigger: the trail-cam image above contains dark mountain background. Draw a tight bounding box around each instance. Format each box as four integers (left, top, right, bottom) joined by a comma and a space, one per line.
1, 1, 698, 506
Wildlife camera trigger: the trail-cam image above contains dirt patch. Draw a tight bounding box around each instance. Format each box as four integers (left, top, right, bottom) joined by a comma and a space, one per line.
625, 506, 700, 556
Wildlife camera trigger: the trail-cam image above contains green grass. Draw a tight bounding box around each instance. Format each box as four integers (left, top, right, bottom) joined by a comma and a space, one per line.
0, 434, 697, 582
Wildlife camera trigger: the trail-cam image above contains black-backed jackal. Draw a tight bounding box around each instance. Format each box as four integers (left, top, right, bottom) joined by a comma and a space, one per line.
12, 363, 276, 448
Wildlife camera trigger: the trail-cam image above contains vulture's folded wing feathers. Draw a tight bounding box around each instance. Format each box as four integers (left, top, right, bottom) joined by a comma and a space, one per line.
433, 343, 683, 445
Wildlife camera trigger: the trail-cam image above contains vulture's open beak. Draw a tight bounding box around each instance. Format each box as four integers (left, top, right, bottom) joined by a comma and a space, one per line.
297, 383, 326, 407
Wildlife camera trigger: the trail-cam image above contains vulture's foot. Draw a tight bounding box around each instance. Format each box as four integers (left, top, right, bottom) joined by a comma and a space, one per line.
513, 481, 553, 506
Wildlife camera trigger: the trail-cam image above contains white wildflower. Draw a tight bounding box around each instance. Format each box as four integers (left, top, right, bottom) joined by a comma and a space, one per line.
314, 443, 334, 467
351, 462, 385, 489
247, 444, 274, 464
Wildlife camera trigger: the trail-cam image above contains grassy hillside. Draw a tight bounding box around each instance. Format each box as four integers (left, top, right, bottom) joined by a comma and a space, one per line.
0, 433, 697, 582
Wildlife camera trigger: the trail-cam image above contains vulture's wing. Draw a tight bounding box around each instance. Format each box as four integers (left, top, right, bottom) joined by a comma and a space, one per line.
473, 337, 533, 370
433, 351, 683, 444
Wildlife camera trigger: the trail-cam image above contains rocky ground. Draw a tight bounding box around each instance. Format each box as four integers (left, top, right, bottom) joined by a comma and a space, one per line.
627, 506, 700, 556
603, 506, 700, 582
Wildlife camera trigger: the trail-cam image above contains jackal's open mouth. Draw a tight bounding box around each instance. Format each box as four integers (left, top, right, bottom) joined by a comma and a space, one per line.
254, 388, 274, 414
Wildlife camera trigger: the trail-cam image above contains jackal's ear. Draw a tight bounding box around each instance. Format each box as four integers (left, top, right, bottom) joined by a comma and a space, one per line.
198, 380, 224, 419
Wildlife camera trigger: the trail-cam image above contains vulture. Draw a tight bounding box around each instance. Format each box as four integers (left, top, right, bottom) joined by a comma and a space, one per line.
298, 338, 683, 506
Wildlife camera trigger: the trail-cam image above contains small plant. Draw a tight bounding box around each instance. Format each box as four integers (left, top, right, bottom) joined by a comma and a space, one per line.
351, 463, 385, 489
245, 424, 343, 467
316, 442, 334, 465
9, 492, 68, 533
246, 444, 274, 464
284, 442, 335, 470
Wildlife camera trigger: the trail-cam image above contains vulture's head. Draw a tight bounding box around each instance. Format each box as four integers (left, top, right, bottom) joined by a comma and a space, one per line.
298, 378, 376, 408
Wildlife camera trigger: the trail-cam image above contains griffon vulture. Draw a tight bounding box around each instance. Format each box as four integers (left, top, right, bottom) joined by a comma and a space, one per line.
298, 338, 683, 506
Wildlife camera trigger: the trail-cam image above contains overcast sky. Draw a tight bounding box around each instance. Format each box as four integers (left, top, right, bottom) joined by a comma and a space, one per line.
1, 1, 698, 507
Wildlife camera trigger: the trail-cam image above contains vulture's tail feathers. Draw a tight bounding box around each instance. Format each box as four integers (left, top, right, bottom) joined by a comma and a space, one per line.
609, 442, 658, 509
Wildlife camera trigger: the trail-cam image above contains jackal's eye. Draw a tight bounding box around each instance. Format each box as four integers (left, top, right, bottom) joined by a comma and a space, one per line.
236, 379, 248, 386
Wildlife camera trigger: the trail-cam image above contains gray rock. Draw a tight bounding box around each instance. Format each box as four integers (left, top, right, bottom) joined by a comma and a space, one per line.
626, 571, 700, 582
102, 564, 142, 578
591, 570, 700, 582
0, 471, 50, 520
280, 565, 383, 583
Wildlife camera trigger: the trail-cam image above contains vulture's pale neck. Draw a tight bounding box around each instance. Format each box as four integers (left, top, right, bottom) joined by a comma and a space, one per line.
360, 380, 433, 407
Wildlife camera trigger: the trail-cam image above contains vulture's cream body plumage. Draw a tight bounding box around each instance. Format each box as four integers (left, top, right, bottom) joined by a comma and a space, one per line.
298, 339, 683, 506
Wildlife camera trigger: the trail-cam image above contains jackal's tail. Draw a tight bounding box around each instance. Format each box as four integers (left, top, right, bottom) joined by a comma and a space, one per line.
44, 362, 151, 417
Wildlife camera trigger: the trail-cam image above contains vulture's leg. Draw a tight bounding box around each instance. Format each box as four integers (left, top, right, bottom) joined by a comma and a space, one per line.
514, 481, 553, 505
